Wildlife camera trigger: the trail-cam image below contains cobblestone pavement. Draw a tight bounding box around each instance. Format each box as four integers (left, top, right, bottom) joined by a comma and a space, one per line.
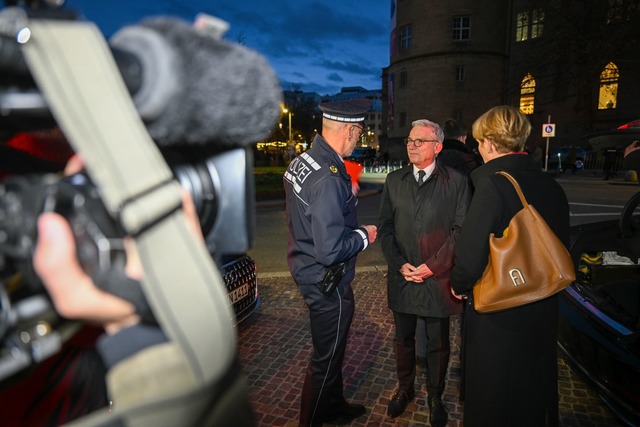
237, 268, 624, 427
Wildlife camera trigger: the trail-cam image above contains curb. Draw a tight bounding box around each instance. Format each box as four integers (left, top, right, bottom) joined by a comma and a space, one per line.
257, 265, 388, 280
256, 183, 383, 209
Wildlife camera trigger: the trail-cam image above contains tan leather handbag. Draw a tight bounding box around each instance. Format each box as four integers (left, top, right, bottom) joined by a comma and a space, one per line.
473, 172, 575, 313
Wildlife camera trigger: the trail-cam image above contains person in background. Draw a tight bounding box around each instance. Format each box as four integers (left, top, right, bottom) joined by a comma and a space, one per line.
564, 144, 577, 175
451, 105, 570, 427
283, 99, 378, 427
533, 144, 544, 168
603, 146, 617, 180
437, 119, 483, 176
378, 119, 470, 427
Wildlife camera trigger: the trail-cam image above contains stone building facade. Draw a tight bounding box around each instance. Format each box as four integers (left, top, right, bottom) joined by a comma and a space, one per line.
382, 0, 640, 160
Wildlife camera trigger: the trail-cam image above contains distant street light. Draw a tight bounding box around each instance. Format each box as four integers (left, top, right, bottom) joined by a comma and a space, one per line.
283, 107, 292, 143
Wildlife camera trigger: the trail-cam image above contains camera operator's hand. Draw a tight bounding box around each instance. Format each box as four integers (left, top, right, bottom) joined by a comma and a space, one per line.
34, 154, 204, 335
34, 188, 203, 335
34, 212, 140, 335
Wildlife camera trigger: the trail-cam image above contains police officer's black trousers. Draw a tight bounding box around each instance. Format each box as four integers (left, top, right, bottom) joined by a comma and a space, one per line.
297, 280, 355, 426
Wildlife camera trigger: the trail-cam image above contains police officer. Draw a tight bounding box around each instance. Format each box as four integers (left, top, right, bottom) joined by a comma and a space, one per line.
284, 99, 378, 426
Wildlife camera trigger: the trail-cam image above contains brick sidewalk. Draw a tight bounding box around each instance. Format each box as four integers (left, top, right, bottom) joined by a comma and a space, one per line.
237, 269, 623, 427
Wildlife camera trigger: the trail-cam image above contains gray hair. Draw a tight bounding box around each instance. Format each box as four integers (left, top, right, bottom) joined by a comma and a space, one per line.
411, 119, 444, 142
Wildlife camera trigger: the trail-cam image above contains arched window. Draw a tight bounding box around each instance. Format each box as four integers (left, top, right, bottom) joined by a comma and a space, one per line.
598, 62, 619, 109
520, 73, 535, 115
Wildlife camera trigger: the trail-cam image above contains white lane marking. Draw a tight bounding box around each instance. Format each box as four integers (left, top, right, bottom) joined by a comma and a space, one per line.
570, 202, 624, 208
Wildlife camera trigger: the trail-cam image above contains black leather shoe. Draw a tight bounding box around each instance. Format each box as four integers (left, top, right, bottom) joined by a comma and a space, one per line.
318, 401, 366, 424
428, 396, 448, 427
387, 389, 415, 418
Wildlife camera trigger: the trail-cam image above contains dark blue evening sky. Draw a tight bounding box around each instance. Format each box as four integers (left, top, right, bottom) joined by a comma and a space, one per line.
63, 0, 391, 96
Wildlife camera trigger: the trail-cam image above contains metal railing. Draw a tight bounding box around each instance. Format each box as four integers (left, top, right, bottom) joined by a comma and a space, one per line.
360, 152, 634, 180
580, 151, 625, 175
361, 160, 406, 174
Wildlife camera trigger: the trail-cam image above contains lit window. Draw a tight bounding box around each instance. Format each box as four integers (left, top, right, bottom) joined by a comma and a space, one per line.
598, 62, 619, 109
453, 16, 470, 40
516, 9, 544, 42
516, 12, 529, 41
400, 25, 412, 49
520, 73, 536, 115
531, 10, 544, 38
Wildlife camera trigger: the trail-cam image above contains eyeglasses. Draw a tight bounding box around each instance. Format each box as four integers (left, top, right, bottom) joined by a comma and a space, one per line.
403, 138, 440, 147
353, 125, 365, 139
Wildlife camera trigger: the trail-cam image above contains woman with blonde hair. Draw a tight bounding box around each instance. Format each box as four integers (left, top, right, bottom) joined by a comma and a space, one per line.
451, 105, 569, 426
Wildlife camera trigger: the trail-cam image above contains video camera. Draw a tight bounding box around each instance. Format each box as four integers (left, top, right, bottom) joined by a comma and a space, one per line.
0, 1, 281, 383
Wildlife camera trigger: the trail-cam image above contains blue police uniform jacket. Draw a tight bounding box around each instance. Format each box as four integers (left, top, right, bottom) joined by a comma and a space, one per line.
284, 134, 369, 286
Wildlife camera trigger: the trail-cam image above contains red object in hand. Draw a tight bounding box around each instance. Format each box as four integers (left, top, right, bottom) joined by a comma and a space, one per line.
344, 159, 363, 186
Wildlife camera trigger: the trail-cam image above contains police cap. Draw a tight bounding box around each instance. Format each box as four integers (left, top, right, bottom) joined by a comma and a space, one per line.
318, 99, 371, 124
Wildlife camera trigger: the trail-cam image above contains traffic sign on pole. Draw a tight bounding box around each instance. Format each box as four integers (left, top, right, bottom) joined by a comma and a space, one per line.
542, 123, 556, 137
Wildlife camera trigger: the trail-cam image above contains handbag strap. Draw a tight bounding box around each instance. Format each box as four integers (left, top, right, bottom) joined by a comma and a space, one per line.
495, 171, 529, 209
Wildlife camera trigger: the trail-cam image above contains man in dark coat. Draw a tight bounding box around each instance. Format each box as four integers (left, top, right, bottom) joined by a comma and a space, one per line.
284, 99, 378, 426
437, 119, 482, 175
378, 119, 470, 426
416, 118, 481, 368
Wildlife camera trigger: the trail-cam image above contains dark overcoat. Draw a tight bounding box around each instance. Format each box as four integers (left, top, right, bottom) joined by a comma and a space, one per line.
378, 162, 470, 318
450, 153, 570, 427
438, 138, 482, 176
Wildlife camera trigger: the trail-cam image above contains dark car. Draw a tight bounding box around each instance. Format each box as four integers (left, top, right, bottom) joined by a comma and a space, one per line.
618, 119, 640, 130
221, 253, 260, 324
559, 191, 640, 426
346, 147, 377, 164
545, 146, 588, 171
581, 120, 640, 152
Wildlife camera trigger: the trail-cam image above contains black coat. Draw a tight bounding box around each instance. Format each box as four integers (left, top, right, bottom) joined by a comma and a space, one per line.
437, 138, 482, 176
450, 153, 570, 427
378, 162, 470, 317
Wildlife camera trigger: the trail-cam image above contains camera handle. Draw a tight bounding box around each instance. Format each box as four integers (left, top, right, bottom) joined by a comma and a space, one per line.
9, 9, 235, 393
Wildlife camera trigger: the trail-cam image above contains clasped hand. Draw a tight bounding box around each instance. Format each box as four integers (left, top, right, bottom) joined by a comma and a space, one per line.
400, 262, 433, 283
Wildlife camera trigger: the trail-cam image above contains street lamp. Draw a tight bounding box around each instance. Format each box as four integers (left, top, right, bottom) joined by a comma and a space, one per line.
283, 107, 292, 143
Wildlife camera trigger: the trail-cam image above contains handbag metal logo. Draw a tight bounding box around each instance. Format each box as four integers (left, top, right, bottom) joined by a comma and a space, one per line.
509, 269, 526, 286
